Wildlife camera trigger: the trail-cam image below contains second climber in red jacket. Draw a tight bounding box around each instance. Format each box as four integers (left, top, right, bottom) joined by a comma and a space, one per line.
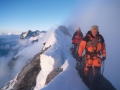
72, 27, 83, 58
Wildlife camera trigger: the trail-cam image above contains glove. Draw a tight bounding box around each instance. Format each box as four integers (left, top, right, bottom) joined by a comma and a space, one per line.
102, 57, 106, 61
77, 57, 82, 63
84, 67, 89, 76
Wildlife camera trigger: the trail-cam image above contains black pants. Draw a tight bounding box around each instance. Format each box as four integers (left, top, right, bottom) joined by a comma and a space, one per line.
72, 43, 78, 58
87, 66, 101, 90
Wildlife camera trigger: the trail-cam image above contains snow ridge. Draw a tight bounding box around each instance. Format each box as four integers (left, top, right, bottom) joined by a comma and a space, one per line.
0, 28, 89, 90
34, 29, 88, 90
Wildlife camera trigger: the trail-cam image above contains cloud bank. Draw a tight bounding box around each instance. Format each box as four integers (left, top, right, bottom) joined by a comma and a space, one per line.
64, 0, 120, 89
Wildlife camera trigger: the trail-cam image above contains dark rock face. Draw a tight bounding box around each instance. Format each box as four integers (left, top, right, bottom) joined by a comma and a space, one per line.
13, 52, 41, 90
13, 45, 51, 90
20, 30, 33, 39
0, 44, 52, 90
40, 30, 46, 33
0, 52, 41, 90
7, 56, 21, 70
31, 39, 38, 44
58, 26, 72, 37
45, 68, 63, 85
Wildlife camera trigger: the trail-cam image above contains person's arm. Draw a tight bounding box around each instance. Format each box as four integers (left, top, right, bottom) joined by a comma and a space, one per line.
78, 36, 88, 57
102, 42, 106, 57
100, 34, 106, 57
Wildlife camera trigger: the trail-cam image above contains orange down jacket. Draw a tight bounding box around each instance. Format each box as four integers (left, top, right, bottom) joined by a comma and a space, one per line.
78, 31, 106, 67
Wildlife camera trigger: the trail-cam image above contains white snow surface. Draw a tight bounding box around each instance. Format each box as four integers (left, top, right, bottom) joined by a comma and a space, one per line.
34, 29, 89, 90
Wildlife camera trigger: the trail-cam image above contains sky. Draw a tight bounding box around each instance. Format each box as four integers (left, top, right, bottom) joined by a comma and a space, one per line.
0, 0, 120, 33
0, 0, 80, 33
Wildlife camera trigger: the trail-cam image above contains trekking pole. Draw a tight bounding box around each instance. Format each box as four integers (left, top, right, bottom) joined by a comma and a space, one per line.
101, 60, 105, 75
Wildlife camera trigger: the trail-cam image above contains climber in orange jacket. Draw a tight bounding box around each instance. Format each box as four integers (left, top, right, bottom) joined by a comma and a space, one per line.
72, 27, 83, 58
78, 25, 106, 90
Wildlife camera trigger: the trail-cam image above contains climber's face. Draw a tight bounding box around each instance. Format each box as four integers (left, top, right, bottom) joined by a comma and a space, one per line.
91, 29, 98, 37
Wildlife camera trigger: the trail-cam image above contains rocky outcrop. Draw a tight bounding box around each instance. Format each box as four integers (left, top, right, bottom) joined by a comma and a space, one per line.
58, 26, 72, 37
12, 44, 52, 90
0, 52, 41, 90
20, 30, 34, 39
31, 39, 38, 44
13, 52, 41, 90
7, 56, 22, 70
45, 68, 63, 85
0, 43, 52, 90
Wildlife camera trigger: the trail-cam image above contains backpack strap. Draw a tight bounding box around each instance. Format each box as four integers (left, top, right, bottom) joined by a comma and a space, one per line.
85, 35, 101, 59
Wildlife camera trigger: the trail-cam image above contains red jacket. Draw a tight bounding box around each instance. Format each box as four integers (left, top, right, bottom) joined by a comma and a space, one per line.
72, 30, 83, 44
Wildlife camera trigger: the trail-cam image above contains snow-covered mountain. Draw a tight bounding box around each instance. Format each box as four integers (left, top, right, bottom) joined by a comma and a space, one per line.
0, 30, 46, 57
0, 26, 117, 90
20, 30, 46, 39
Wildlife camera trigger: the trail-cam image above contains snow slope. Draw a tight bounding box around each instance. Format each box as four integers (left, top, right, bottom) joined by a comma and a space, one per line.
0, 27, 88, 90
34, 29, 89, 90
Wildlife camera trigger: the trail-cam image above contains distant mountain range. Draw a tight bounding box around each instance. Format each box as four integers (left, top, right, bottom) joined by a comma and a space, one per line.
0, 30, 46, 57
20, 30, 46, 39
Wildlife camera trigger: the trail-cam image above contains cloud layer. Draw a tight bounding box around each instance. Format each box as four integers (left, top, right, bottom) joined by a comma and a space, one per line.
64, 1, 120, 89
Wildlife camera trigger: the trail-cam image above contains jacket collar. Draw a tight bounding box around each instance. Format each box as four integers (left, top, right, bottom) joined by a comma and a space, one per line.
87, 30, 99, 38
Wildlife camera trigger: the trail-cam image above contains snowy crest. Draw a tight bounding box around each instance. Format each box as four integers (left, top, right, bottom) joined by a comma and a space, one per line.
34, 28, 88, 90
1, 27, 88, 90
